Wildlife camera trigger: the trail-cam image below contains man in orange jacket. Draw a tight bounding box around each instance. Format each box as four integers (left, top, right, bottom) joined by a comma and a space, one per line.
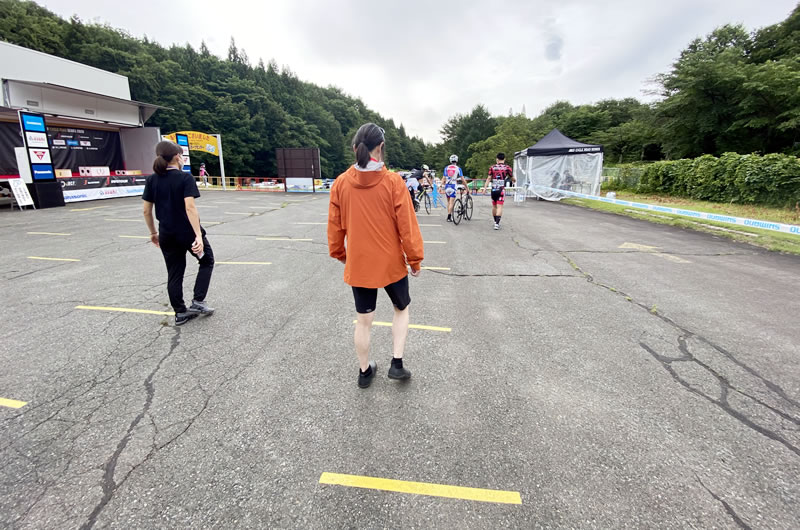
328, 123, 425, 388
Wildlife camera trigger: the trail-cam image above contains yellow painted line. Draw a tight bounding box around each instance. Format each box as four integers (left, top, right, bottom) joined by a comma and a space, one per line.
421, 266, 450, 271
319, 472, 521, 505
424, 240, 447, 244
70, 205, 107, 211
353, 320, 451, 333
104, 218, 140, 222
256, 237, 313, 241
27, 231, 71, 236
0, 397, 28, 409
618, 242, 691, 264
657, 254, 692, 264
119, 235, 149, 239
217, 261, 272, 265
224, 212, 255, 215
419, 224, 441, 227
28, 256, 80, 262
293, 222, 326, 225
75, 305, 173, 316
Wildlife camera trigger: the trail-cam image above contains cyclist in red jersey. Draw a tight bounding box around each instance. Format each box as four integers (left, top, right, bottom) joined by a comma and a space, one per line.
482, 153, 515, 230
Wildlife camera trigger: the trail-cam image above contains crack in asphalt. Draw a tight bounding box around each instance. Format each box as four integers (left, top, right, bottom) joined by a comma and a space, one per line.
639, 337, 800, 458
80, 326, 182, 530
696, 474, 752, 529
556, 249, 800, 526
426, 270, 580, 278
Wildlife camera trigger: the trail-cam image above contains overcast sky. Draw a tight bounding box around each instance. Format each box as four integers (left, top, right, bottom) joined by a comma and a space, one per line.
37, 0, 799, 143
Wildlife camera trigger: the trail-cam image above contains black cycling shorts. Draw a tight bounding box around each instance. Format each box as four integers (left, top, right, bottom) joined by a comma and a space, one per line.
352, 276, 411, 314
491, 189, 505, 205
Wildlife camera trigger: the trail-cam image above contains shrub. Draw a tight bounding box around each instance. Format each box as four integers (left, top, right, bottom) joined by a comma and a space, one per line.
636, 153, 800, 206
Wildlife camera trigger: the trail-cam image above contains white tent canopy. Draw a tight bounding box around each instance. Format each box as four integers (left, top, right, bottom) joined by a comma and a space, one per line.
514, 129, 603, 201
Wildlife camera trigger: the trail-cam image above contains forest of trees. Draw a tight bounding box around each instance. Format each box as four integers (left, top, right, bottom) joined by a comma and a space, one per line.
0, 0, 427, 178
1, 0, 799, 180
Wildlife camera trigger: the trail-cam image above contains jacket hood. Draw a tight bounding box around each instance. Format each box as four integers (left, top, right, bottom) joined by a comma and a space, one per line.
346, 162, 387, 189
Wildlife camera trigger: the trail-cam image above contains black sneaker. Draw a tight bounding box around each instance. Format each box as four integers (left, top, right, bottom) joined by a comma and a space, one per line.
188, 300, 215, 316
358, 360, 377, 388
447, 216, 453, 223
175, 311, 199, 326
388, 358, 411, 380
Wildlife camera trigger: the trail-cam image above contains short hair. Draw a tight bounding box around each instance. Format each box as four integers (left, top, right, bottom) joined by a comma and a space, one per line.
496, 153, 505, 161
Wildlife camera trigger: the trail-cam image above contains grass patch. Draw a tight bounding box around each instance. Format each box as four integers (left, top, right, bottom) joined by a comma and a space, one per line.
563, 196, 800, 255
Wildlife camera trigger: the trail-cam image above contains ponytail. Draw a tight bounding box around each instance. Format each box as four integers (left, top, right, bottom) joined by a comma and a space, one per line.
352, 123, 386, 168
153, 156, 169, 175
152, 140, 183, 176
356, 142, 371, 168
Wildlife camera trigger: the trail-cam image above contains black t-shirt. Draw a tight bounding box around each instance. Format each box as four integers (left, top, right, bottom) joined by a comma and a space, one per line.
142, 169, 200, 240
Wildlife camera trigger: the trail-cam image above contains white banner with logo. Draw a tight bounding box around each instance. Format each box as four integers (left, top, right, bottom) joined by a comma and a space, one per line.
531, 186, 800, 236
62, 185, 145, 203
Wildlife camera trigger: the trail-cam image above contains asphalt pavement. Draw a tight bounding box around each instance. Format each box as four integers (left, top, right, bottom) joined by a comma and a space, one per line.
0, 191, 798, 528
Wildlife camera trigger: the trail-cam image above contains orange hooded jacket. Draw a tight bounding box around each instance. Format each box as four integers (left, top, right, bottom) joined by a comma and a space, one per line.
328, 165, 424, 288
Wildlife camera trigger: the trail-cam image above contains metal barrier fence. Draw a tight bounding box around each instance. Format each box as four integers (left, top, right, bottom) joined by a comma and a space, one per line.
193, 176, 337, 192
602, 166, 645, 189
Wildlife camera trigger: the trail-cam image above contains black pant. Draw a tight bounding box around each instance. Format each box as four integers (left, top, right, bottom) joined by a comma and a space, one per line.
159, 229, 214, 314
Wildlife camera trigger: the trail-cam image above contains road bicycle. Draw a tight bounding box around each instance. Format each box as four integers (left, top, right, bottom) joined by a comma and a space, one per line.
418, 178, 446, 215
451, 186, 473, 225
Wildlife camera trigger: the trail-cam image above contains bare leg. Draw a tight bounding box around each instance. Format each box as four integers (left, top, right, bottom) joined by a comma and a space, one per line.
355, 312, 374, 371
497, 204, 504, 217
391, 306, 410, 359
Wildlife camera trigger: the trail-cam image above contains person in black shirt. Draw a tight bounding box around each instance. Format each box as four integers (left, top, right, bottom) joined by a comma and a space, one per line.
142, 140, 215, 326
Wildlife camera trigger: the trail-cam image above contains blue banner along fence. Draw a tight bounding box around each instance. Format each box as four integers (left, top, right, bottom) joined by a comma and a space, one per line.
532, 186, 800, 236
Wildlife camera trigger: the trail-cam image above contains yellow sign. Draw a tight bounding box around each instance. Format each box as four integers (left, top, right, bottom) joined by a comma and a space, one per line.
163, 131, 219, 156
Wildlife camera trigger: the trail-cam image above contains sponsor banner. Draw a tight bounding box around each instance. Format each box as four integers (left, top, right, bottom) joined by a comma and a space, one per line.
63, 185, 145, 203
26, 131, 48, 148
48, 126, 123, 170
21, 114, 46, 132
286, 177, 314, 193
533, 185, 800, 236
31, 164, 55, 181
29, 148, 51, 164
59, 175, 148, 190
163, 131, 219, 156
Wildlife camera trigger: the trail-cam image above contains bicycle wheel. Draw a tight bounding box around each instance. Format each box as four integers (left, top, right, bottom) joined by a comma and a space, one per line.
424, 193, 431, 214
465, 194, 473, 220
452, 198, 464, 225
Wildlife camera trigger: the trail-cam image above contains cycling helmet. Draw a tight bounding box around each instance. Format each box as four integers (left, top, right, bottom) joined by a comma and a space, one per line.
449, 154, 458, 163
422, 164, 429, 171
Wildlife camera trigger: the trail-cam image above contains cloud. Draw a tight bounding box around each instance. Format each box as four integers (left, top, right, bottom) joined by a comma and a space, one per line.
545, 34, 564, 61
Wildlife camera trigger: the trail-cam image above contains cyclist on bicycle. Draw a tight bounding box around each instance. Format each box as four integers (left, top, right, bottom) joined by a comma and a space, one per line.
442, 155, 468, 222
482, 152, 515, 230
406, 169, 421, 209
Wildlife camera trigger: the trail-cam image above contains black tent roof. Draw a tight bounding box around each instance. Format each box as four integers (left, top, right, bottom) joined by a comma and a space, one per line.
516, 129, 603, 157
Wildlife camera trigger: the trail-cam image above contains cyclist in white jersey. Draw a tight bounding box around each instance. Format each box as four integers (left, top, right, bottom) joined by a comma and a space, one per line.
442, 154, 468, 222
